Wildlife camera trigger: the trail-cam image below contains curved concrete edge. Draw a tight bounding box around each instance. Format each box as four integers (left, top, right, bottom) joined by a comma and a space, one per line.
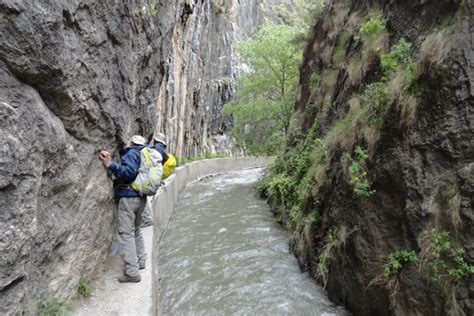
151, 157, 274, 315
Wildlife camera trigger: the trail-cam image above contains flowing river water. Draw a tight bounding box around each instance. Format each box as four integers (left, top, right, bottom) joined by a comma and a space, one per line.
158, 168, 348, 315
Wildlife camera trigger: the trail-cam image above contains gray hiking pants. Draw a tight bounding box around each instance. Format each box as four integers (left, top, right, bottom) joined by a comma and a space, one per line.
117, 197, 147, 278
141, 197, 153, 225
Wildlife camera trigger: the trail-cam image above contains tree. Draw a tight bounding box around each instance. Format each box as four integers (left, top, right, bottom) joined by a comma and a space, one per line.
225, 23, 302, 155
225, 0, 325, 155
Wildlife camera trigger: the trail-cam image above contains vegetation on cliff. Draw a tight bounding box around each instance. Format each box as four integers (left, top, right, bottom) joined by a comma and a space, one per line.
247, 1, 472, 315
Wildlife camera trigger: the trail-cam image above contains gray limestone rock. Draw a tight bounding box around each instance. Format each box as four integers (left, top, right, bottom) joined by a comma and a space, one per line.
0, 0, 157, 314
0, 0, 268, 314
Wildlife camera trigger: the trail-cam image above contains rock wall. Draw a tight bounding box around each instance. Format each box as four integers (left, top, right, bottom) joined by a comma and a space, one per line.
0, 1, 161, 314
0, 0, 265, 314
280, 0, 473, 315
152, 0, 264, 157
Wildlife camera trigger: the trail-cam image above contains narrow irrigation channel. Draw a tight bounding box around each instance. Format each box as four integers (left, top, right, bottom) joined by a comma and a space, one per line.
158, 168, 348, 315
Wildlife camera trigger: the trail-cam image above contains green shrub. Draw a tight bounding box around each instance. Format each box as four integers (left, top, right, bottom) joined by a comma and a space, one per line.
448, 247, 474, 282
320, 69, 339, 93
78, 278, 92, 298
347, 146, 375, 197
268, 175, 296, 211
418, 228, 473, 314
356, 17, 386, 43
290, 205, 305, 232
384, 250, 418, 278
361, 82, 390, 112
421, 229, 474, 283
38, 297, 70, 316
255, 176, 270, 198
380, 39, 415, 88
381, 39, 412, 74
267, 121, 326, 227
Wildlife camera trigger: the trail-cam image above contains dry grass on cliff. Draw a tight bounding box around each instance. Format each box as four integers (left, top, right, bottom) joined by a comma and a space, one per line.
347, 55, 363, 86
323, 95, 383, 152
314, 226, 353, 288
367, 265, 402, 310
424, 182, 463, 235
418, 231, 463, 316
447, 184, 463, 234
419, 27, 455, 71
387, 70, 419, 126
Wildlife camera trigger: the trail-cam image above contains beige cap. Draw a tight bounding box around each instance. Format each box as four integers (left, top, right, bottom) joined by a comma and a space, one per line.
129, 135, 146, 145
153, 133, 167, 146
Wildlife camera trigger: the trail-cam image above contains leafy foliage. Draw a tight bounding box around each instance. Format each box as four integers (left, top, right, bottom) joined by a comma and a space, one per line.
384, 250, 418, 278
380, 39, 412, 75
360, 82, 390, 128
416, 228, 474, 316
421, 229, 474, 283
225, 23, 302, 155
347, 146, 375, 197
268, 175, 297, 211
270, 0, 326, 44
356, 17, 386, 44
380, 39, 416, 88
267, 121, 327, 230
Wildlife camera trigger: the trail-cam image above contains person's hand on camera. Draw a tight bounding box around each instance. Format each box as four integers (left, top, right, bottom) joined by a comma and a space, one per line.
99, 150, 112, 167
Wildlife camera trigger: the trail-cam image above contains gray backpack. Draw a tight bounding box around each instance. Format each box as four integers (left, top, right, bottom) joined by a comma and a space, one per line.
131, 147, 163, 196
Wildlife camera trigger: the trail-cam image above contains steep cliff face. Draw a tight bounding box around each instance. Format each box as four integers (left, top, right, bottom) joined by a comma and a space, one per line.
152, 0, 264, 157
0, 0, 263, 314
278, 0, 473, 315
0, 1, 160, 314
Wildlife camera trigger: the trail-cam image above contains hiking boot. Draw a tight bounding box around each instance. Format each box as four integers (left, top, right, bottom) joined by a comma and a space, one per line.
118, 274, 141, 283
139, 261, 146, 270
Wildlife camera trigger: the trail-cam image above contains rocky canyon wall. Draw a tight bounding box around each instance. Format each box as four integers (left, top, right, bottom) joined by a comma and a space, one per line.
0, 0, 264, 314
0, 1, 161, 314
152, 0, 263, 157
277, 0, 473, 315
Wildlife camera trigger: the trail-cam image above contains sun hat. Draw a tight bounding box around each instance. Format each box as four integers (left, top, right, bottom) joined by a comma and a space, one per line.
153, 133, 167, 146
129, 135, 146, 145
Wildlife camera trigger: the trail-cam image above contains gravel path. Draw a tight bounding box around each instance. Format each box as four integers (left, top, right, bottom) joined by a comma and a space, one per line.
72, 226, 153, 316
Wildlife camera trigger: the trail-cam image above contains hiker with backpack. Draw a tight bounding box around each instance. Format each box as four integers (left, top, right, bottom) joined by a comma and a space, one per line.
141, 133, 177, 227
152, 133, 169, 164
153, 133, 177, 180
99, 135, 163, 283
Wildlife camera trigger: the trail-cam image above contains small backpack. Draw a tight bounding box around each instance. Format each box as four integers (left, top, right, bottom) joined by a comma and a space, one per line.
131, 147, 163, 196
162, 154, 177, 180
